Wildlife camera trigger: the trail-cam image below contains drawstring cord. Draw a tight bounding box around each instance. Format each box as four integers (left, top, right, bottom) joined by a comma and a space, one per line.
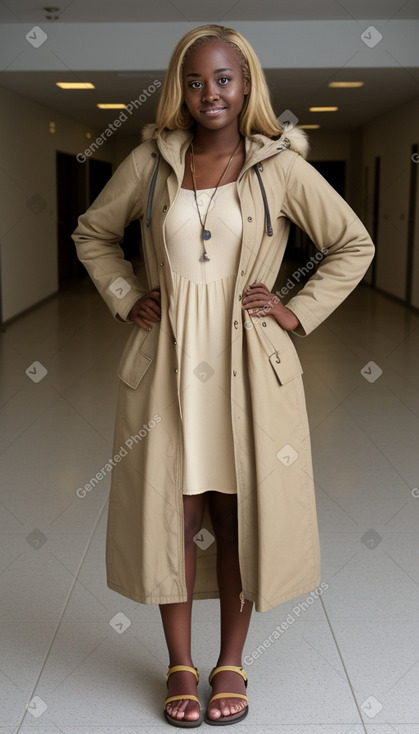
252, 162, 273, 237
146, 150, 161, 228
145, 146, 275, 238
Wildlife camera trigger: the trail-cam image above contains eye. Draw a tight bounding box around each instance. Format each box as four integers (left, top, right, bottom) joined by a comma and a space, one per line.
189, 81, 203, 89
218, 76, 231, 85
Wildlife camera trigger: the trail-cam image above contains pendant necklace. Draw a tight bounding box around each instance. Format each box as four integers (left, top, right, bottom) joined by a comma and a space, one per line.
190, 136, 243, 262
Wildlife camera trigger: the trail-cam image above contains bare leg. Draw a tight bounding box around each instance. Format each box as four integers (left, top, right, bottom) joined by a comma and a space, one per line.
159, 493, 205, 723
206, 491, 253, 722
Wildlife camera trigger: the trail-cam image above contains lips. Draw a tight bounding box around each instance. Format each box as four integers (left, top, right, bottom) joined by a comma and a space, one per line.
201, 107, 226, 116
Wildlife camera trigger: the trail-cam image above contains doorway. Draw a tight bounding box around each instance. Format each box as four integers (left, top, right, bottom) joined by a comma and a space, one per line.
310, 159, 346, 197
56, 152, 112, 288
406, 144, 418, 306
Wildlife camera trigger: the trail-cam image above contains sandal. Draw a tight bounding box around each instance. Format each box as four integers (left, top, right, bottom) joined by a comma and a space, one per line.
205, 665, 248, 726
163, 664, 203, 728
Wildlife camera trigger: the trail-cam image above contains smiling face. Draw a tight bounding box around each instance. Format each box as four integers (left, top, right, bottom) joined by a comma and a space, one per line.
182, 39, 250, 133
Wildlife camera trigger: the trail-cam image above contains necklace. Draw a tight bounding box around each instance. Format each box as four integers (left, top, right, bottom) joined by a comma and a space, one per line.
190, 136, 243, 262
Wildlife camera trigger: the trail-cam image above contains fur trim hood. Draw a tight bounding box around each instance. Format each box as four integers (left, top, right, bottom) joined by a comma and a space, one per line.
277, 126, 310, 159
141, 122, 309, 159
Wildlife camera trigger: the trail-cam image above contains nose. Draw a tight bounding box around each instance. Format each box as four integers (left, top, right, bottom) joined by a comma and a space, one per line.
201, 80, 220, 103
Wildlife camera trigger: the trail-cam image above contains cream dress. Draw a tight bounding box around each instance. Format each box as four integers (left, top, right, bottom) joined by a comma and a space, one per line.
164, 181, 243, 495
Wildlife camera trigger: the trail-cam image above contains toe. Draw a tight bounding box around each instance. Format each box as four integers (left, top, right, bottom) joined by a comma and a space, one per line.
208, 697, 247, 721
166, 702, 183, 720
208, 702, 222, 720
221, 699, 231, 717
183, 702, 200, 722
167, 699, 201, 722
180, 699, 200, 721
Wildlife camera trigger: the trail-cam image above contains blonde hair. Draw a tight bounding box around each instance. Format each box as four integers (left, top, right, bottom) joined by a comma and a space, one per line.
154, 24, 283, 138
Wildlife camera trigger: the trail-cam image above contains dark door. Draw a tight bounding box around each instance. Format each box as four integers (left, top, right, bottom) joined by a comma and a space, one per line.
310, 160, 346, 197
56, 151, 87, 286
56, 154, 113, 288
89, 158, 112, 202
371, 156, 381, 289
406, 144, 418, 305
89, 158, 141, 260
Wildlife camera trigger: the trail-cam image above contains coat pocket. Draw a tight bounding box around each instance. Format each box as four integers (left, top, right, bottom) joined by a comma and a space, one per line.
251, 316, 304, 385
268, 344, 303, 385
117, 324, 158, 389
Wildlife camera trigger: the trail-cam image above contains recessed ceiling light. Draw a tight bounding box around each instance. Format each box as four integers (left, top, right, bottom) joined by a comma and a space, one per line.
56, 82, 95, 89
97, 103, 127, 109
309, 107, 338, 112
328, 82, 364, 88
299, 124, 320, 129
43, 5, 60, 20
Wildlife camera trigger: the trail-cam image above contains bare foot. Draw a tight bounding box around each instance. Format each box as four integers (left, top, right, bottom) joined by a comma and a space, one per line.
207, 668, 248, 722
165, 668, 201, 723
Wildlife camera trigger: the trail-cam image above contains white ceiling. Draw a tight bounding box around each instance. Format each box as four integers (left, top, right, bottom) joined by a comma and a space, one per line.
1, 0, 419, 136
1, 0, 419, 23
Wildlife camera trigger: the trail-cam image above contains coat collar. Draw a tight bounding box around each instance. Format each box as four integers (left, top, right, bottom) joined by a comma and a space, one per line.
142, 123, 309, 236
141, 123, 309, 182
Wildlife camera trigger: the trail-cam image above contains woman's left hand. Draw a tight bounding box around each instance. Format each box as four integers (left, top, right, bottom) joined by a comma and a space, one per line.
242, 281, 300, 331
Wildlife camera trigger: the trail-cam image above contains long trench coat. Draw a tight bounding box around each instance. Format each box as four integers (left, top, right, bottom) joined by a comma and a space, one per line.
72, 125, 375, 612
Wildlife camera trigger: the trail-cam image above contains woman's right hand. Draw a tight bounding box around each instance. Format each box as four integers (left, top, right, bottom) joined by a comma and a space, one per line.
128, 289, 161, 330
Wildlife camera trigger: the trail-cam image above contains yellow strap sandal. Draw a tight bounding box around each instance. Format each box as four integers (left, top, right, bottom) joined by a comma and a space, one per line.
205, 665, 248, 726
163, 664, 203, 728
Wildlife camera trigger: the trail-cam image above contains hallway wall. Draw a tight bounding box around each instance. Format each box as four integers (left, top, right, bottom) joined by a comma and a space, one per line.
0, 85, 115, 323
362, 94, 419, 307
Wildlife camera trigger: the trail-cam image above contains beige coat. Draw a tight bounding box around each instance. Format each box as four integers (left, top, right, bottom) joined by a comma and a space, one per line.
72, 126, 374, 612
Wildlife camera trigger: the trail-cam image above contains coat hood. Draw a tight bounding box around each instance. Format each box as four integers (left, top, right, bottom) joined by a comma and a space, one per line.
141, 122, 309, 159
141, 122, 309, 236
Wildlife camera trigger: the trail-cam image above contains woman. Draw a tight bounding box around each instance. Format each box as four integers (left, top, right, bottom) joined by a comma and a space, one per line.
72, 24, 374, 727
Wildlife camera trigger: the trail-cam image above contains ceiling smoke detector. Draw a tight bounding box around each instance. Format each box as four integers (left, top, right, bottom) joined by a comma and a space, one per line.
43, 6, 60, 20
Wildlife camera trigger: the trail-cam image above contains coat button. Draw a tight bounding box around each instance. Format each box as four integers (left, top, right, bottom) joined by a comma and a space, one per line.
275, 356, 281, 363
233, 369, 237, 376
262, 321, 267, 327
173, 338, 177, 345
234, 320, 239, 329
247, 216, 253, 222
160, 262, 164, 267
162, 205, 168, 212
174, 368, 178, 373
151, 152, 156, 158
240, 270, 245, 276
238, 294, 242, 300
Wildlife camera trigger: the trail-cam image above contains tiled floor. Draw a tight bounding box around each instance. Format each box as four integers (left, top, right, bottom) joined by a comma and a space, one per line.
1, 267, 419, 734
